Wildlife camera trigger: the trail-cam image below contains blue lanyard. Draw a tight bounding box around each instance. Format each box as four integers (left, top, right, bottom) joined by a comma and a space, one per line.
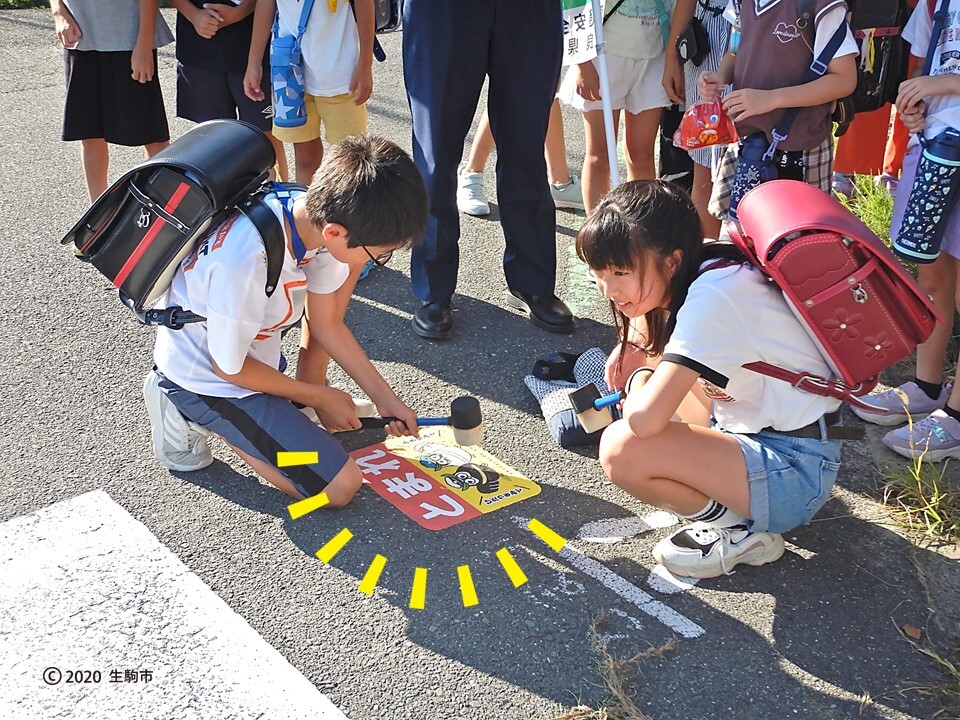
268, 182, 308, 267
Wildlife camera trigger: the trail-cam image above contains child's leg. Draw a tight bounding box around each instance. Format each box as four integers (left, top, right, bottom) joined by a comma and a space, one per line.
916, 254, 957, 385
582, 108, 621, 212
622, 108, 661, 181
464, 110, 495, 174
272, 94, 325, 185
545, 98, 571, 185
80, 138, 109, 202
293, 139, 324, 186
691, 162, 722, 239
267, 132, 289, 182
144, 141, 168, 158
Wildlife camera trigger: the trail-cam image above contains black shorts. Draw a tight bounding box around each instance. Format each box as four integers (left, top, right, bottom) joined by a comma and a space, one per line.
62, 49, 169, 146
176, 62, 273, 132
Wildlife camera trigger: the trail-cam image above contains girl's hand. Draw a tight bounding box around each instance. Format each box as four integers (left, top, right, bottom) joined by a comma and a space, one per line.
697, 71, 720, 102
131, 42, 154, 83
208, 2, 240, 27
350, 62, 373, 106
722, 87, 776, 122
662, 51, 685, 105
52, 4, 82, 48
575, 62, 601, 102
243, 63, 265, 102
900, 101, 926, 133
604, 344, 650, 392
897, 75, 960, 112
314, 386, 362, 432
191, 5, 223, 38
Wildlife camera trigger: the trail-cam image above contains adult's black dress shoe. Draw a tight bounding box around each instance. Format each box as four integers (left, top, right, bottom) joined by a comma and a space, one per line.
505, 290, 576, 333
412, 299, 454, 340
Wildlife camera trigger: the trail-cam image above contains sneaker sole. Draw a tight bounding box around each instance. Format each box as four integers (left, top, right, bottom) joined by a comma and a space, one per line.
458, 205, 490, 217
654, 534, 786, 579
142, 372, 213, 473
884, 442, 960, 463
554, 201, 585, 211
850, 406, 914, 426
503, 292, 576, 333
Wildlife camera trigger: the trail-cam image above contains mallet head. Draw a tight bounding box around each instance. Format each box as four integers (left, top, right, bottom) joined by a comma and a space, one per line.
569, 383, 614, 434
449, 396, 483, 446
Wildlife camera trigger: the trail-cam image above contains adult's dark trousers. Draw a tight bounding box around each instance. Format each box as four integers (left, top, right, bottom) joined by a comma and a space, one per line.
402, 0, 563, 303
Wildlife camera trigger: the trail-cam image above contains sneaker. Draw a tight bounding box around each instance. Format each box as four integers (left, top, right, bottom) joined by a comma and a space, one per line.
832, 172, 856, 199
551, 175, 585, 211
652, 523, 785, 578
882, 409, 960, 462
876, 172, 899, 196
851, 381, 951, 426
142, 372, 213, 472
456, 167, 490, 216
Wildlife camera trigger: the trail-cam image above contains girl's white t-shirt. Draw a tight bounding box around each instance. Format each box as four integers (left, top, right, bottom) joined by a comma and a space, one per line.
604, 0, 676, 58
662, 263, 841, 434
154, 193, 350, 398
903, 0, 960, 147
276, 0, 359, 97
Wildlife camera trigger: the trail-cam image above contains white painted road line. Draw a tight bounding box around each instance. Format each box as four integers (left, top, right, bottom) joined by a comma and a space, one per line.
559, 546, 705, 639
0, 491, 349, 720
576, 511, 678, 543
647, 564, 700, 595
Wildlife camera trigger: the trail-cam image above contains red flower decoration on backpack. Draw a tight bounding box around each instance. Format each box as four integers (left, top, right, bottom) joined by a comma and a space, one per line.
823, 308, 863, 342
864, 332, 894, 360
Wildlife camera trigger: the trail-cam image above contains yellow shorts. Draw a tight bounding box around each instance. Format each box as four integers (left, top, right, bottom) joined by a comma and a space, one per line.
272, 92, 367, 144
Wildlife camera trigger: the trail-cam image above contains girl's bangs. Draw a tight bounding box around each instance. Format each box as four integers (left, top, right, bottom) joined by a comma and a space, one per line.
575, 204, 638, 271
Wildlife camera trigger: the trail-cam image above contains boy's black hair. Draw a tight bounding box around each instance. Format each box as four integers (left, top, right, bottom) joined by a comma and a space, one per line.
575, 180, 704, 362
304, 135, 429, 250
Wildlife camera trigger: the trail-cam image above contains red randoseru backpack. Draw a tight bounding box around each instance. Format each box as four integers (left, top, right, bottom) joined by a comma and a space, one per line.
727, 180, 941, 411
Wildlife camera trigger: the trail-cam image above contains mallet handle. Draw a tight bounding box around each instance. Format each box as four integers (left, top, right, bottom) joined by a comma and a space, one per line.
593, 391, 625, 411
357, 416, 446, 429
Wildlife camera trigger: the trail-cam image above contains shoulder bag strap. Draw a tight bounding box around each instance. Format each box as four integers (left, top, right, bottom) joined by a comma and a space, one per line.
348, 0, 387, 62
603, 0, 630, 24
925, 0, 950, 77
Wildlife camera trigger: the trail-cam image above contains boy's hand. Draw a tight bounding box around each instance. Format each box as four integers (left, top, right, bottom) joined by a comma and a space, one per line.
722, 87, 776, 122
900, 101, 927, 133
662, 51, 685, 105
207, 2, 240, 27
314, 386, 363, 432
697, 71, 720, 102
52, 3, 82, 48
350, 62, 373, 105
191, 5, 223, 38
897, 75, 960, 114
244, 63, 265, 102
131, 41, 154, 83
374, 397, 419, 438
575, 62, 601, 102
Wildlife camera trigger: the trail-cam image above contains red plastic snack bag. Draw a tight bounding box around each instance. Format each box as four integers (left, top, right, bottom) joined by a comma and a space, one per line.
673, 100, 737, 150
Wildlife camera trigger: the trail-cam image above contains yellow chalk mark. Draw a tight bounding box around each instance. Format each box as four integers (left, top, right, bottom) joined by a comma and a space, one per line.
277, 451, 319, 467
527, 518, 567, 552
409, 567, 428, 610
457, 565, 479, 607
495, 548, 528, 588
358, 554, 387, 595
315, 528, 353, 563
287, 492, 329, 519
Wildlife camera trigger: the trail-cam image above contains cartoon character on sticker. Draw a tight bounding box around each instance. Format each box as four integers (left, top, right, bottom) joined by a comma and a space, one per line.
442, 464, 501, 495
415, 442, 472, 470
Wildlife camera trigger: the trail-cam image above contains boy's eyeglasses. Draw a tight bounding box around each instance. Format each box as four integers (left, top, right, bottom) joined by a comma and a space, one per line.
360, 246, 393, 268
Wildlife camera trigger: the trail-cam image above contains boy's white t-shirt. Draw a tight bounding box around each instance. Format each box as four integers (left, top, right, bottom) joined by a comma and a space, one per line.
903, 0, 960, 147
276, 0, 359, 97
662, 263, 841, 434
722, 1, 857, 58
154, 193, 350, 398
604, 0, 676, 58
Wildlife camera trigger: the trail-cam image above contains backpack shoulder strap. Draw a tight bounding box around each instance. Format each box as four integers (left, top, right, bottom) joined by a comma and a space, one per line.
924, 0, 951, 76
239, 189, 286, 298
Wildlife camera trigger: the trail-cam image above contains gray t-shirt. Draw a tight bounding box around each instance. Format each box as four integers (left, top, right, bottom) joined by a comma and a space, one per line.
63, 0, 173, 52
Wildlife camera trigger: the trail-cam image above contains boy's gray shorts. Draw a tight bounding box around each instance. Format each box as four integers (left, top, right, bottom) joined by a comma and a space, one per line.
157, 372, 349, 498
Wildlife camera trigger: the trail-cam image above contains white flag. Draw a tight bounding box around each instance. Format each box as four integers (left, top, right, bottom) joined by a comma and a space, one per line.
561, 0, 598, 66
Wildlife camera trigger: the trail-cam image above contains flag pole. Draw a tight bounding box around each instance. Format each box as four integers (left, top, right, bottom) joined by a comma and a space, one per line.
590, 0, 620, 187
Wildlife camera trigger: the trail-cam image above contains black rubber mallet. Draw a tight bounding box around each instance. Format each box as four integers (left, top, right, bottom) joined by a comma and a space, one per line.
569, 384, 624, 434
358, 395, 484, 445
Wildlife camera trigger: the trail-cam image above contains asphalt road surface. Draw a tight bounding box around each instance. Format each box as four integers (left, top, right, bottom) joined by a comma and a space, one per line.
0, 9, 956, 720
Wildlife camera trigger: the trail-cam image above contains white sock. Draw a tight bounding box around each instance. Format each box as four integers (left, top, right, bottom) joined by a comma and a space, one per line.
679, 499, 747, 529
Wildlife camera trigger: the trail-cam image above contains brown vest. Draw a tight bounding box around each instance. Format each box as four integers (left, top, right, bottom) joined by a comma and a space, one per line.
733, 0, 848, 151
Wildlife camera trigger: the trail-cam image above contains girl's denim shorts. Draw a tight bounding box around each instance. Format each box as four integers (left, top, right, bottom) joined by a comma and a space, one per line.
722, 426, 842, 534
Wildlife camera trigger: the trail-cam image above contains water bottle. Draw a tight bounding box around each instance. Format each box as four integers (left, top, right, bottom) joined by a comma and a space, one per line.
894, 128, 960, 263
728, 132, 780, 220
